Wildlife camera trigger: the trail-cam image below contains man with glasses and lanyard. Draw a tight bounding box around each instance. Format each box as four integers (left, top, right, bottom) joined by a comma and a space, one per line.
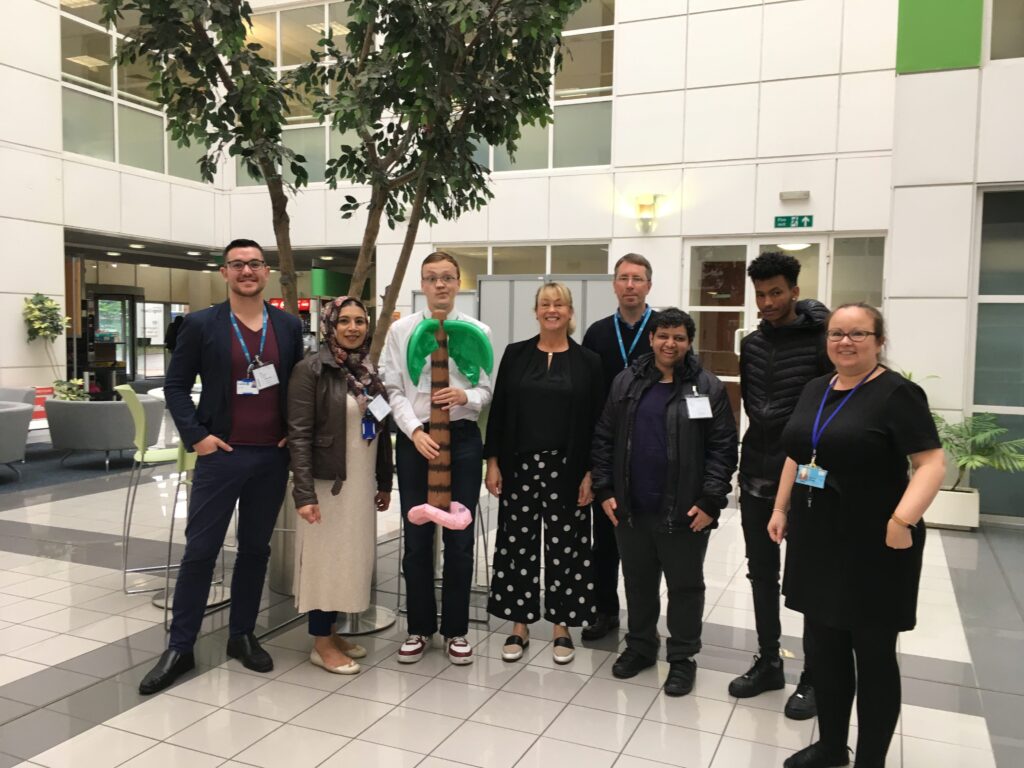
139, 239, 304, 695
581, 253, 656, 641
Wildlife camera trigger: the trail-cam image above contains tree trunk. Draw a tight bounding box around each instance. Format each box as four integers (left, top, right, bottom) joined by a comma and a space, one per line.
263, 169, 299, 316
348, 184, 387, 301
369, 169, 430, 364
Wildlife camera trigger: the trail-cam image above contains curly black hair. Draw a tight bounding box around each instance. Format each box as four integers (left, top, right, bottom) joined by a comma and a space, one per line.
747, 251, 801, 288
649, 307, 696, 342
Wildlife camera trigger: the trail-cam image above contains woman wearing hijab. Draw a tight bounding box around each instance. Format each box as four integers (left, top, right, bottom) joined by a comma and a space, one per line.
288, 296, 393, 675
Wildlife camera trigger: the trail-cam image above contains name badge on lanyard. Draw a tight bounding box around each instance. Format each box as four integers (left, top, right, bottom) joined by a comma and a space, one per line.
231, 305, 277, 394
615, 306, 652, 368
685, 385, 712, 419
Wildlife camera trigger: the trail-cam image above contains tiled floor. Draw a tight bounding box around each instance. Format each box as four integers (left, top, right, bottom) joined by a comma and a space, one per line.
0, 463, 1020, 767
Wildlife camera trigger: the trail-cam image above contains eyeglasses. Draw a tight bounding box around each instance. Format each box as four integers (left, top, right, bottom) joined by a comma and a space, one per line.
225, 259, 267, 272
826, 330, 877, 343
422, 275, 458, 285
615, 275, 648, 285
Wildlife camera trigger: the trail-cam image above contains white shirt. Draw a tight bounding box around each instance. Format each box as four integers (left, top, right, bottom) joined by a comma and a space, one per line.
380, 308, 494, 439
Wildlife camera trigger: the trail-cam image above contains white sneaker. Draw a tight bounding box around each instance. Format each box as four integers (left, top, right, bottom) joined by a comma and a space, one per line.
398, 635, 429, 664
447, 636, 474, 665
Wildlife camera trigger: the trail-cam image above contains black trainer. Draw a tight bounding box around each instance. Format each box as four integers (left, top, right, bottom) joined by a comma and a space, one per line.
611, 648, 656, 679
728, 653, 785, 698
783, 742, 850, 768
581, 613, 620, 641
664, 659, 697, 697
785, 673, 817, 720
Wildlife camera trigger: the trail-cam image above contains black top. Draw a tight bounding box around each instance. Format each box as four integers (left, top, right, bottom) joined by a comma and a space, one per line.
780, 369, 941, 631
629, 382, 672, 516
514, 348, 573, 453
582, 309, 656, 394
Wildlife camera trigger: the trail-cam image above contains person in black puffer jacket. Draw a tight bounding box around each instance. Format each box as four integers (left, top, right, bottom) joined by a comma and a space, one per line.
591, 308, 737, 698
728, 251, 832, 718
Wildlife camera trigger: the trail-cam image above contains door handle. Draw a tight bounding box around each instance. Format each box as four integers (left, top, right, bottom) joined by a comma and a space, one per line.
734, 327, 753, 356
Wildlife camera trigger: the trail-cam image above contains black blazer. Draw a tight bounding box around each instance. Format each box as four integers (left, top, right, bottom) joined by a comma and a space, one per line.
165, 300, 304, 451
484, 336, 605, 497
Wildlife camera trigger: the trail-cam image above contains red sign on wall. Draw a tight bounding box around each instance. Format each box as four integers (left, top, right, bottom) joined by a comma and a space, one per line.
34, 387, 53, 420
268, 298, 311, 311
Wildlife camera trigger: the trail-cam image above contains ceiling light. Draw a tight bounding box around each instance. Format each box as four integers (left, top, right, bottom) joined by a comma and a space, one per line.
319, 255, 334, 261
65, 55, 107, 70
778, 243, 812, 252
138, 263, 150, 267
206, 262, 218, 267
201, 269, 211, 273
61, 0, 99, 8
129, 243, 145, 249
187, 250, 201, 256
110, 263, 118, 268
306, 21, 348, 36
106, 251, 120, 256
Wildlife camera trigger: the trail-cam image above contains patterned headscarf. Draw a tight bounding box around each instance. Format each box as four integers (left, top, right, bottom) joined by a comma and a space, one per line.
320, 296, 388, 415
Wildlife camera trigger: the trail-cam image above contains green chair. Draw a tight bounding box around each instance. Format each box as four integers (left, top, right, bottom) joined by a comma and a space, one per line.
115, 384, 179, 595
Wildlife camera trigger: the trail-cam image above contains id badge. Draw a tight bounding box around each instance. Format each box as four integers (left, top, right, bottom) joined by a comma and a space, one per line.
361, 415, 377, 440
367, 395, 392, 422
795, 463, 827, 489
252, 363, 279, 390
236, 379, 259, 396
685, 395, 713, 419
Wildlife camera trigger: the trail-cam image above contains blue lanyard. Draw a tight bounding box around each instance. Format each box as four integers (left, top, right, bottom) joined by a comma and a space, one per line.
229, 305, 268, 371
810, 365, 878, 463
614, 306, 652, 368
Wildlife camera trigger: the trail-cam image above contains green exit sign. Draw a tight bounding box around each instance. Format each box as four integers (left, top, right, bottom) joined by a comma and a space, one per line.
775, 215, 814, 228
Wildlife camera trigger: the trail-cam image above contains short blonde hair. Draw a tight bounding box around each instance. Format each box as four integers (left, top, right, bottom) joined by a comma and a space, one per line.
534, 282, 576, 335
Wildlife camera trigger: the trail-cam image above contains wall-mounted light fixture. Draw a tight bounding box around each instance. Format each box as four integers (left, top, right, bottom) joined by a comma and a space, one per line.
635, 194, 662, 234
779, 190, 810, 201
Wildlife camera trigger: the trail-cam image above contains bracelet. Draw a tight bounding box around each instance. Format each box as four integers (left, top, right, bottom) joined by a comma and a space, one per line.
772, 508, 787, 515
890, 514, 916, 529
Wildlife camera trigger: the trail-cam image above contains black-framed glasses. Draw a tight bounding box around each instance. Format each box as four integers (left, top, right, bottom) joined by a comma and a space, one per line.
422, 275, 458, 285
827, 330, 876, 342
225, 259, 267, 272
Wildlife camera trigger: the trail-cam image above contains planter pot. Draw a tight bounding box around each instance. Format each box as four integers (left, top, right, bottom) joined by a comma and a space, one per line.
926, 487, 979, 531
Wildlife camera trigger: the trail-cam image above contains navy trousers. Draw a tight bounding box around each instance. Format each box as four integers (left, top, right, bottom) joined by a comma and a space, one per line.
168, 445, 289, 652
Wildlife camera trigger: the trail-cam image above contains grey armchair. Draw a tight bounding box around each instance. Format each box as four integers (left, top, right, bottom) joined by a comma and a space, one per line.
0, 403, 33, 479
0, 387, 36, 406
45, 397, 163, 470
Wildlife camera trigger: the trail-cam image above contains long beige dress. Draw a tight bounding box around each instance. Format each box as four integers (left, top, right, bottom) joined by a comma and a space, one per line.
293, 395, 378, 613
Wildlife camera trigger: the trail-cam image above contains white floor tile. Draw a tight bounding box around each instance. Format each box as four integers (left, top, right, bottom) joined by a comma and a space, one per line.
0, 599, 61, 624
166, 709, 281, 759
724, 705, 814, 751
8, 633, 105, 664
433, 721, 537, 768
165, 668, 268, 706
476, 632, 551, 663
402, 677, 495, 719
515, 736, 617, 768
622, 719, 722, 768
438, 654, 523, 689
219, 647, 309, 679
527, 645, 611, 675
502, 665, 589, 702
0, 655, 48, 686
359, 705, 463, 754
902, 734, 997, 768
376, 646, 461, 677
0, 577, 69, 599
570, 676, 660, 718
0, 571, 34, 589
23, 607, 110, 632
545, 704, 640, 752
290, 692, 394, 737
470, 690, 566, 734
273, 656, 357, 692
69, 615, 155, 643
729, 682, 796, 714
35, 584, 113, 608
231, 723, 348, 768
31, 725, 156, 768
116, 743, 224, 768
318, 739, 422, 768
335, 666, 430, 705
644, 693, 735, 734
900, 704, 992, 751
105, 694, 217, 740
709, 736, 795, 768
225, 678, 329, 721
0, 624, 57, 654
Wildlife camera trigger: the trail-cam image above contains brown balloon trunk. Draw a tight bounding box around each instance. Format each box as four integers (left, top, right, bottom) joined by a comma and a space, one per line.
426, 311, 451, 511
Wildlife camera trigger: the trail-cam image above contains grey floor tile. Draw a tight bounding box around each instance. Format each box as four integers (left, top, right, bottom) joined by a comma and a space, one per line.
118, 624, 172, 655
0, 697, 34, 726
56, 641, 159, 677
964, 627, 1024, 696
898, 652, 977, 687
0, 708, 95, 760
46, 679, 149, 724
979, 689, 1024, 749
992, 740, 1024, 768
0, 666, 99, 707
985, 527, 1024, 617
901, 676, 984, 716
0, 752, 24, 768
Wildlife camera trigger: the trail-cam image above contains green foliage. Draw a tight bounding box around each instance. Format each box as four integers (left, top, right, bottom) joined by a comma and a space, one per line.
53, 379, 89, 402
933, 412, 1024, 490
23, 294, 67, 343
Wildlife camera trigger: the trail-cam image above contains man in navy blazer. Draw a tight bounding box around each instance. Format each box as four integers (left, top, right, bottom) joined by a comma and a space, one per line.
140, 239, 304, 695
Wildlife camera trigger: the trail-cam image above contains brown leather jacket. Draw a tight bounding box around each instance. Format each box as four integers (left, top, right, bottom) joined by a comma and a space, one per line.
287, 347, 394, 508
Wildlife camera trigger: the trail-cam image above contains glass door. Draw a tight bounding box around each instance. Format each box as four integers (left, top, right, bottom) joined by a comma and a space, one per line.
755, 236, 829, 303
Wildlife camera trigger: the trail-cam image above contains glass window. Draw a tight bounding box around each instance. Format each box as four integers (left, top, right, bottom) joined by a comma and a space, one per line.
693, 311, 742, 377
167, 136, 206, 182
690, 245, 746, 307
117, 52, 158, 106
60, 0, 106, 26
493, 246, 546, 275
832, 237, 884, 307
493, 121, 548, 171
758, 243, 820, 302
283, 127, 326, 184
551, 244, 608, 274
280, 5, 326, 67
330, 127, 362, 157
118, 105, 163, 172
992, 0, 1024, 60
329, 2, 354, 41
247, 12, 277, 65
980, 191, 1024, 295
974, 304, 1024, 407
434, 246, 487, 290
471, 140, 489, 170
971, 413, 1024, 516
63, 88, 114, 161
555, 31, 614, 101
553, 101, 611, 167
62, 16, 112, 92
565, 0, 614, 31
114, 8, 145, 34
236, 154, 263, 186
284, 81, 317, 124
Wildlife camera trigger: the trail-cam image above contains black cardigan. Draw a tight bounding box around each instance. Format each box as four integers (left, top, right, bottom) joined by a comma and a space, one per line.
484, 336, 606, 498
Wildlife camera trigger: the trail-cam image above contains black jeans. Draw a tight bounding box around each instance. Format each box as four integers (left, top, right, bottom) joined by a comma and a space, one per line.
169, 445, 289, 652
590, 501, 621, 617
308, 610, 336, 637
396, 421, 482, 639
615, 513, 709, 661
805, 617, 900, 768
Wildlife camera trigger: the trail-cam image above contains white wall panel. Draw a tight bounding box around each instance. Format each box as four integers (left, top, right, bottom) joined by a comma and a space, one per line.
613, 169, 683, 239
227, 191, 273, 246
215, 190, 231, 246
616, 0, 684, 22
136, 266, 171, 303
615, 17, 686, 95
0, 366, 62, 388
324, 187, 371, 246
888, 185, 973, 298
683, 83, 758, 162
886, 298, 968, 410
119, 174, 171, 241
549, 173, 614, 240
613, 92, 684, 167
376, 216, 432, 245
686, 6, 762, 88
286, 188, 326, 247
842, 0, 898, 72
681, 164, 756, 236
690, 0, 759, 11
0, 149, 62, 225
0, 67, 61, 152
977, 60, 1024, 183
63, 161, 119, 232
755, 159, 835, 233
0, 293, 64, 369
893, 69, 978, 186
758, 76, 839, 157
838, 71, 895, 152
610, 237, 682, 309
488, 177, 550, 242
171, 184, 217, 246
761, 0, 842, 80
430, 204, 489, 244
376, 242, 434, 316
0, 218, 63, 295
1, 0, 59, 80
834, 156, 892, 232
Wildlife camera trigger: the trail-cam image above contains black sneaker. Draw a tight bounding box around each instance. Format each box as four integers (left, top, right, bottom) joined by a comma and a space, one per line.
611, 648, 656, 679
581, 613, 620, 641
785, 675, 817, 720
728, 653, 785, 698
783, 742, 850, 768
664, 659, 697, 697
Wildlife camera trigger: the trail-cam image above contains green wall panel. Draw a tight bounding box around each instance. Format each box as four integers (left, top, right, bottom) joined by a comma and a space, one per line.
311, 268, 349, 298
897, 0, 983, 74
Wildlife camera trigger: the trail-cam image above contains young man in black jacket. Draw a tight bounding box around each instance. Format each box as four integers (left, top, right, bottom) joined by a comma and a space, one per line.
729, 252, 831, 719
592, 308, 738, 697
